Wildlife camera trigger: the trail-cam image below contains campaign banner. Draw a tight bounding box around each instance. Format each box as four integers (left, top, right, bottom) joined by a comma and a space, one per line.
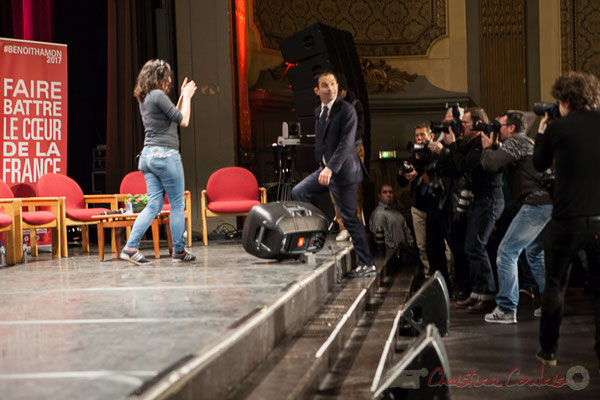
1, 37, 68, 186
1, 38, 68, 247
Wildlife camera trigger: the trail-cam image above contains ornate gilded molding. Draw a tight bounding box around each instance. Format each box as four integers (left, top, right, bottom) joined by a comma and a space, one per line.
252, 0, 447, 57
561, 0, 600, 76
254, 59, 417, 95
361, 59, 418, 94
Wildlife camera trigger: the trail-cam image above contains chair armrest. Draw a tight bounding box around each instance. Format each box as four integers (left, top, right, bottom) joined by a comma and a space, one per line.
83, 194, 119, 210
115, 194, 129, 203
20, 197, 63, 214
259, 187, 267, 204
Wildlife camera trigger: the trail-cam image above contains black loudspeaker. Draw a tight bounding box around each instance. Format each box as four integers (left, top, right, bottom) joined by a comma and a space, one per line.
280, 23, 336, 63
287, 54, 336, 92
292, 89, 320, 117
373, 324, 452, 399
400, 271, 450, 336
242, 201, 328, 259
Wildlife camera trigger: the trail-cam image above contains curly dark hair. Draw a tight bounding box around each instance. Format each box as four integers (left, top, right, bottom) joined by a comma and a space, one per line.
134, 59, 174, 101
551, 71, 600, 112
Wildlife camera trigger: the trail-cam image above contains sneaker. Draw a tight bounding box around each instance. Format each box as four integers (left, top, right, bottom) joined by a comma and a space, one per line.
172, 248, 197, 262
534, 307, 542, 318
336, 229, 351, 241
120, 249, 150, 266
349, 265, 376, 278
536, 348, 557, 366
485, 306, 517, 324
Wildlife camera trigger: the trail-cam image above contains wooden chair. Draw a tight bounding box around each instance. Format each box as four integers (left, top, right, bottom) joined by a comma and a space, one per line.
0, 179, 63, 260
0, 198, 21, 265
201, 167, 267, 246
118, 171, 192, 247
37, 173, 117, 257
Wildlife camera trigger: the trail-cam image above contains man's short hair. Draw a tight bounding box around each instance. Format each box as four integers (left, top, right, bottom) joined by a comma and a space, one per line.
466, 107, 489, 124
551, 71, 600, 112
314, 71, 337, 87
415, 122, 431, 133
379, 184, 393, 193
499, 111, 527, 133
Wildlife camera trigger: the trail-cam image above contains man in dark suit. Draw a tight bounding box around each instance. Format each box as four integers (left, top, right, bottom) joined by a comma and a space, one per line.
292, 71, 376, 277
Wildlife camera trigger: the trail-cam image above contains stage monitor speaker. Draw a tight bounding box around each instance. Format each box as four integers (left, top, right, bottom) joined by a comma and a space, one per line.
400, 270, 450, 336
242, 201, 328, 259
280, 23, 336, 63
373, 324, 452, 400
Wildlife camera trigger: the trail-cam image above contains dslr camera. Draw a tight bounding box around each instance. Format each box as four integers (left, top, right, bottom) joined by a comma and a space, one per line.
533, 102, 561, 119
472, 119, 501, 137
406, 141, 430, 153
430, 102, 462, 136
398, 160, 414, 174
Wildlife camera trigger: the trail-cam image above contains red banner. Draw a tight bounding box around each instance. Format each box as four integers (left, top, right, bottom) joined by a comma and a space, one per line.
1, 37, 68, 186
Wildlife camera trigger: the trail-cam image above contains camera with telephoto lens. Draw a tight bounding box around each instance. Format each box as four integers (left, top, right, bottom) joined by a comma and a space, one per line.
406, 141, 431, 153
454, 175, 473, 219
472, 119, 501, 137
430, 102, 463, 136
533, 102, 561, 119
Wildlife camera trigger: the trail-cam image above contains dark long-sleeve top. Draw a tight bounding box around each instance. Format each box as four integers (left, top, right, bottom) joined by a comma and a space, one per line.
481, 133, 551, 209
533, 110, 600, 219
397, 152, 436, 212
447, 135, 503, 199
140, 89, 182, 150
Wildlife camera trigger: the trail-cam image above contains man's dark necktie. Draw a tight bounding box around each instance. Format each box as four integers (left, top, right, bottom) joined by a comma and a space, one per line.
316, 106, 328, 135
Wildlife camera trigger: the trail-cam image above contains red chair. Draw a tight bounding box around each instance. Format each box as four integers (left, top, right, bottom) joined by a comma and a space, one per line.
118, 171, 193, 247
37, 173, 117, 257
0, 179, 62, 260
201, 167, 267, 246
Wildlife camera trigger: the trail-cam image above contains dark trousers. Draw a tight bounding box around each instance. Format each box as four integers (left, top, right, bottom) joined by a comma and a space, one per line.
292, 169, 374, 267
540, 216, 600, 362
465, 197, 504, 296
425, 206, 452, 290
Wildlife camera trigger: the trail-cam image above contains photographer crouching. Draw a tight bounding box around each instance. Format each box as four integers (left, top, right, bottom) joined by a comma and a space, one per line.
533, 72, 600, 367
480, 111, 552, 324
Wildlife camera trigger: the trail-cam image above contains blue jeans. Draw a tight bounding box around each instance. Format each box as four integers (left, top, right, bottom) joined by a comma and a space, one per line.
465, 197, 505, 298
125, 146, 186, 253
495, 204, 552, 313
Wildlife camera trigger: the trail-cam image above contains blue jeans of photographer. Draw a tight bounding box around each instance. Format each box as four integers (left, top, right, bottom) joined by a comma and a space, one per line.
125, 146, 186, 253
495, 204, 552, 313
465, 197, 505, 299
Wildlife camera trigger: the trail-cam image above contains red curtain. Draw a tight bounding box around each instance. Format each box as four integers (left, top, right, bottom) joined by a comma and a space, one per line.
7, 0, 53, 41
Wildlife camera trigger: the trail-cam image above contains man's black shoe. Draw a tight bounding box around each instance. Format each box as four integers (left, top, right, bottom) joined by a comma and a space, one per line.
349, 265, 376, 278
536, 348, 557, 366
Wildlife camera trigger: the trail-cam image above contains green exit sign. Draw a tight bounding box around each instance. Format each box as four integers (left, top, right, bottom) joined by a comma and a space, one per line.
378, 150, 397, 159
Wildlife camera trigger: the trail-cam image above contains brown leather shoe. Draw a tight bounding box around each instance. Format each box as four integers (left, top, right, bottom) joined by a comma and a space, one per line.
456, 297, 477, 308
468, 300, 496, 313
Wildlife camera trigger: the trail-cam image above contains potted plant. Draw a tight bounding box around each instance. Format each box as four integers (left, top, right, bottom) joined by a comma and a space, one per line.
126, 193, 148, 213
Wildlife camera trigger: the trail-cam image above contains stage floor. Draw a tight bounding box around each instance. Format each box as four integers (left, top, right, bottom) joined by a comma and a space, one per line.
0, 239, 351, 400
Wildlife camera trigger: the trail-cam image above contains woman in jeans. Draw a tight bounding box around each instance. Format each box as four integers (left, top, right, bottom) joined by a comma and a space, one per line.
121, 59, 197, 264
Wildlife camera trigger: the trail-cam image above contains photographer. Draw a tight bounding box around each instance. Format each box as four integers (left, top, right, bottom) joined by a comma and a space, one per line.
427, 106, 470, 299
480, 111, 552, 324
398, 123, 437, 277
533, 71, 600, 367
448, 108, 504, 313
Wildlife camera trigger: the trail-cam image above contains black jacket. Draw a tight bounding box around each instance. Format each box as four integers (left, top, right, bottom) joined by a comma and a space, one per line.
533, 110, 600, 219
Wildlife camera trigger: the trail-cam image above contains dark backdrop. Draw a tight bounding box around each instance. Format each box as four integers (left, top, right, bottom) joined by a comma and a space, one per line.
0, 0, 107, 194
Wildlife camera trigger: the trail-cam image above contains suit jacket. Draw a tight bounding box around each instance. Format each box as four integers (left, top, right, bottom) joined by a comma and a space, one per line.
314, 97, 363, 186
